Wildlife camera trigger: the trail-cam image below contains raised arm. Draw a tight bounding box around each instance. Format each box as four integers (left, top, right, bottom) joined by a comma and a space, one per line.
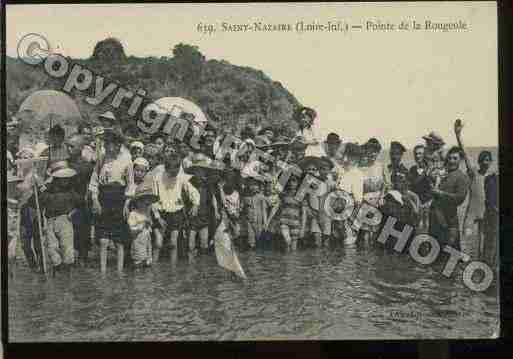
454, 119, 474, 179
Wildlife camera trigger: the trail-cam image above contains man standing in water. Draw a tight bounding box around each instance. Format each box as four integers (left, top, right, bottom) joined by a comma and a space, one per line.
66, 134, 95, 267
408, 144, 432, 231
429, 146, 470, 250
460, 151, 494, 259
483, 169, 498, 267
384, 141, 408, 194
152, 147, 200, 263
422, 131, 446, 190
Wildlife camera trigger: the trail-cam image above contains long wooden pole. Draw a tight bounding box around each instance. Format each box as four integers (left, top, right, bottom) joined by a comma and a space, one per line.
32, 178, 48, 276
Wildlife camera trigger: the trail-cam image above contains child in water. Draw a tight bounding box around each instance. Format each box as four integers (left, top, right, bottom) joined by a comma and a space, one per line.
127, 178, 158, 269
263, 179, 280, 236
241, 177, 267, 249
35, 162, 81, 276
219, 170, 241, 240
279, 175, 307, 251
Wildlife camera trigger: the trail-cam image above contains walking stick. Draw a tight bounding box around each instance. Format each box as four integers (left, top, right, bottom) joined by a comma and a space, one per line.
32, 178, 48, 276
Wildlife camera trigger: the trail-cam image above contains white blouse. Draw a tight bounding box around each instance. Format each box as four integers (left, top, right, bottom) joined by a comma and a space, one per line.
152, 168, 200, 213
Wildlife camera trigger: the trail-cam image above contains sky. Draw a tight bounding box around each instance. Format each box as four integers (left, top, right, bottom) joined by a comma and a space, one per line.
6, 2, 498, 148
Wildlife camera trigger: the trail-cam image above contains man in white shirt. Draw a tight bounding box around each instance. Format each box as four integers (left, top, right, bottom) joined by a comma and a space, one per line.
152, 147, 200, 263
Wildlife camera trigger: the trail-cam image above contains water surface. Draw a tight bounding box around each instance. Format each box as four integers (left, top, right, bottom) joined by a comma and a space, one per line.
8, 242, 499, 341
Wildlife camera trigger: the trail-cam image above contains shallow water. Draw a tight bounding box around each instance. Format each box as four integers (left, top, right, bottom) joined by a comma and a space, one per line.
8, 240, 499, 342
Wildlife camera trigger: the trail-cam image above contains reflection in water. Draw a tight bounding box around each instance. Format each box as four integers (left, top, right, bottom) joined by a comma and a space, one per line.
9, 243, 498, 341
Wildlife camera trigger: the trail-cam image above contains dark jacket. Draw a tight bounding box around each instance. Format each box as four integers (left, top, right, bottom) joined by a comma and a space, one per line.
408, 164, 432, 204
430, 169, 470, 229
30, 177, 81, 219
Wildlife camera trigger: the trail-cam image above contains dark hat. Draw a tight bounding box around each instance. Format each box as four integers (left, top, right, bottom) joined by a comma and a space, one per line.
319, 156, 335, 170
103, 128, 124, 143
364, 138, 382, 153
298, 156, 323, 171
258, 126, 274, 136
344, 143, 363, 159
290, 136, 308, 151
390, 141, 406, 154
48, 124, 65, 137
294, 106, 317, 121
202, 120, 218, 133
255, 135, 271, 147
325, 133, 342, 145
144, 143, 160, 157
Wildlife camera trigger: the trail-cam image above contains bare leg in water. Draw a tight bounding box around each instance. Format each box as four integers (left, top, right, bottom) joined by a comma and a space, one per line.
152, 228, 163, 263
198, 227, 209, 252
313, 232, 322, 247
188, 229, 197, 260
99, 238, 108, 274
169, 230, 178, 266
117, 243, 124, 274
281, 225, 292, 251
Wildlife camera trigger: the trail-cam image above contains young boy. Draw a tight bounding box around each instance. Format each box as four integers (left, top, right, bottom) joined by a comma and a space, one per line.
133, 157, 150, 185
128, 178, 158, 269
241, 177, 267, 249
35, 161, 81, 276
279, 175, 307, 251
130, 141, 145, 160
301, 159, 326, 247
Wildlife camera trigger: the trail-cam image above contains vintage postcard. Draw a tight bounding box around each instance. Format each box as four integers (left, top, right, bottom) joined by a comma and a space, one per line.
4, 2, 499, 342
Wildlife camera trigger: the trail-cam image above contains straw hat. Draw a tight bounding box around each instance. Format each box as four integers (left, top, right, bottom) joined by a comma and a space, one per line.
98, 111, 116, 122
258, 126, 275, 136
47, 160, 77, 178
133, 157, 150, 168
130, 141, 145, 150
422, 131, 445, 146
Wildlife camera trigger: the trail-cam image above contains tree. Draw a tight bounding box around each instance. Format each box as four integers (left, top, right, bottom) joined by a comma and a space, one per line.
91, 37, 127, 64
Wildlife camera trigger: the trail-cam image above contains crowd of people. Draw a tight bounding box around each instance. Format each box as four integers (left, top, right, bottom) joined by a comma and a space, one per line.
5, 106, 499, 277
